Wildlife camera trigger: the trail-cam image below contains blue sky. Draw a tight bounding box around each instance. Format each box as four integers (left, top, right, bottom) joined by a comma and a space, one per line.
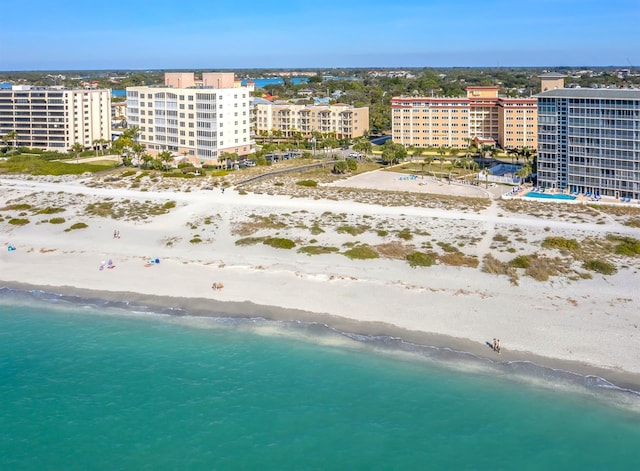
2, 0, 639, 70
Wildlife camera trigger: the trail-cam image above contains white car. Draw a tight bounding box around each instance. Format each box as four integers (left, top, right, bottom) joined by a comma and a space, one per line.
348, 152, 361, 158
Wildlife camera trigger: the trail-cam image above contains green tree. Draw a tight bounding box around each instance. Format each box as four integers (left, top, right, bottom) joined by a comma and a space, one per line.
69, 142, 84, 163
333, 160, 348, 174
352, 138, 372, 156
381, 141, 407, 165
112, 137, 132, 166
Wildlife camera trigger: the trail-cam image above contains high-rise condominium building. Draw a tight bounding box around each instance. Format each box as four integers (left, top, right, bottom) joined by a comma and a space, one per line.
126, 72, 253, 163
254, 102, 369, 139
391, 86, 537, 149
537, 85, 640, 199
0, 86, 112, 151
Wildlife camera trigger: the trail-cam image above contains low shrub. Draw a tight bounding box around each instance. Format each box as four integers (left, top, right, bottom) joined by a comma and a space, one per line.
582, 259, 617, 275
406, 251, 436, 268
337, 224, 369, 236
263, 237, 296, 249
437, 241, 460, 253
439, 253, 479, 268
37, 207, 65, 215
296, 180, 317, 187
309, 224, 324, 235
610, 236, 640, 256
509, 255, 531, 269
49, 217, 66, 224
524, 255, 569, 281
235, 237, 265, 246
1, 203, 31, 211
64, 222, 88, 232
298, 245, 340, 255
397, 228, 413, 241
482, 254, 519, 285
8, 218, 29, 225
342, 245, 379, 260
542, 237, 580, 252
482, 254, 508, 275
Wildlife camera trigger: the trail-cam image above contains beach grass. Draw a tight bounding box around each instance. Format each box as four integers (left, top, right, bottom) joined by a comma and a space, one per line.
8, 218, 30, 225
263, 237, 296, 249
583, 259, 617, 275
64, 222, 88, 232
343, 245, 379, 260
298, 245, 340, 255
406, 251, 437, 268
36, 207, 66, 215
235, 236, 267, 246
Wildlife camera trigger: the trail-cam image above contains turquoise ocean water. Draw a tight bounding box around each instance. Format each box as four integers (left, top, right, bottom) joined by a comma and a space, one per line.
1, 288, 639, 470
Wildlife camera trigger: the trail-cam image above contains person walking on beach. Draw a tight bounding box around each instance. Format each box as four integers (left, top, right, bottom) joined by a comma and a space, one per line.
492, 338, 497, 352
496, 339, 501, 354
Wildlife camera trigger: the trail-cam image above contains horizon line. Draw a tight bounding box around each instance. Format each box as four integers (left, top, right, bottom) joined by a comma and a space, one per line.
0, 65, 637, 74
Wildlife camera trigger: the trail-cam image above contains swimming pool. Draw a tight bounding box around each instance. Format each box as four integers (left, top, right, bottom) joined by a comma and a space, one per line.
525, 192, 576, 200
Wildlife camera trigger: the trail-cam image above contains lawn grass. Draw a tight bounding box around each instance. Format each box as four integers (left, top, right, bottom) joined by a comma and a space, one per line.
0, 155, 114, 175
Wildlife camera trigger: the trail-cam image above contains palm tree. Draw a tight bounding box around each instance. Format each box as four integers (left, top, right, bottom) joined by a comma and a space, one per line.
406, 145, 417, 162
69, 142, 84, 163
92, 139, 107, 156
516, 164, 531, 184
140, 153, 154, 170
123, 125, 139, 141
485, 168, 493, 188
436, 146, 447, 180
519, 147, 536, 164
158, 150, 174, 171
421, 154, 434, 179
2, 130, 17, 149
506, 147, 518, 165
131, 142, 145, 167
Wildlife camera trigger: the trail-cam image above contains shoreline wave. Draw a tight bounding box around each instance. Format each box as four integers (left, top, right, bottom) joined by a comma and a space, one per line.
2, 284, 640, 412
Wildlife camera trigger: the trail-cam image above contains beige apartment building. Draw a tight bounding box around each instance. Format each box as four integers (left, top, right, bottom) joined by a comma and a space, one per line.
126, 72, 253, 164
254, 102, 369, 139
0, 86, 111, 151
391, 86, 537, 150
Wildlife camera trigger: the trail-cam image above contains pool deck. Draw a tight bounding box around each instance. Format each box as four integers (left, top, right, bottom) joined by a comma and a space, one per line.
503, 186, 640, 206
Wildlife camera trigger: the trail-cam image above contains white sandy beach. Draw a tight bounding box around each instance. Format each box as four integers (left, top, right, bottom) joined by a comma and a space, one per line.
1, 170, 639, 386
